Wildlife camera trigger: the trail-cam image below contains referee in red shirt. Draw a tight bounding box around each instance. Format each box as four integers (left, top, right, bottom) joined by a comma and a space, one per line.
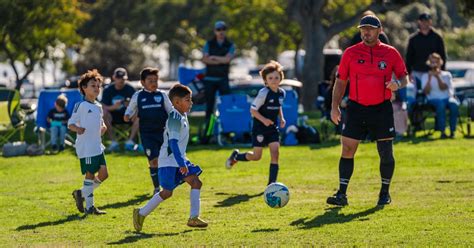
327, 15, 408, 206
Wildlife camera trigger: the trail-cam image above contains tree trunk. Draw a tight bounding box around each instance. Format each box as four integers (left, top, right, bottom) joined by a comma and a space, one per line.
301, 24, 326, 110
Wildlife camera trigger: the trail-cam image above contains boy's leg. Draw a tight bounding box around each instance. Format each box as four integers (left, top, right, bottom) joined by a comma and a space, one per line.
82, 172, 95, 212
268, 142, 280, 185
149, 158, 160, 194
59, 125, 67, 149
50, 126, 58, 149
184, 175, 207, 227
134, 189, 171, 232
238, 147, 263, 161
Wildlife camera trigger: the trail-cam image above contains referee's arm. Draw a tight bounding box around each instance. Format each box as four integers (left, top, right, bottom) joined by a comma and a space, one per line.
331, 78, 348, 125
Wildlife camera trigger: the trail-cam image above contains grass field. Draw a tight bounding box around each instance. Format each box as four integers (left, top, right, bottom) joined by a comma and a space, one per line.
1, 136, 473, 246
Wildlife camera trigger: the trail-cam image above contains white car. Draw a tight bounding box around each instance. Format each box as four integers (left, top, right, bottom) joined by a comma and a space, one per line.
446, 61, 474, 95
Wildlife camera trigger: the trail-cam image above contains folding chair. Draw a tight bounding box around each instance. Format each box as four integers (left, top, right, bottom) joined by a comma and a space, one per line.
0, 88, 25, 146
215, 94, 252, 146
35, 89, 83, 149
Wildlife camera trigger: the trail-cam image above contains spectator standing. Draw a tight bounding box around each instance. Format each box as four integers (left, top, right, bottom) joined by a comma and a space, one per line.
201, 21, 235, 143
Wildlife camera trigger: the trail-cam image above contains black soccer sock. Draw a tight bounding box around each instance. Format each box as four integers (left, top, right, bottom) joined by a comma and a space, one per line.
236, 153, 249, 161
268, 163, 279, 185
149, 167, 160, 190
339, 157, 354, 194
377, 140, 395, 194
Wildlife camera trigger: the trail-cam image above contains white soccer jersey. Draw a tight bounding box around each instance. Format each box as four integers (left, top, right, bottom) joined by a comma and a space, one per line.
68, 100, 105, 158
158, 110, 189, 168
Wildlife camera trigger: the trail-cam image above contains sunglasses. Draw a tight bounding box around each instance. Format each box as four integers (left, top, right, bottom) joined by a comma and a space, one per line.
215, 28, 226, 31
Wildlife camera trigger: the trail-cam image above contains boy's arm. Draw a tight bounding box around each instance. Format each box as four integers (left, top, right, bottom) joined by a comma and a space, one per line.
163, 93, 174, 113
251, 89, 273, 126
167, 111, 187, 174
279, 106, 286, 128
68, 102, 85, 134
124, 92, 139, 122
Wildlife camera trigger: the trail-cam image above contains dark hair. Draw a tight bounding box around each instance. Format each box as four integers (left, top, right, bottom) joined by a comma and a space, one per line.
140, 67, 159, 81
78, 69, 103, 95
55, 94, 68, 109
169, 84, 192, 101
259, 60, 284, 85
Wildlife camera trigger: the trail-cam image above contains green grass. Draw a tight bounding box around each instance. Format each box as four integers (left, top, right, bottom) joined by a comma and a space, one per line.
1, 137, 473, 246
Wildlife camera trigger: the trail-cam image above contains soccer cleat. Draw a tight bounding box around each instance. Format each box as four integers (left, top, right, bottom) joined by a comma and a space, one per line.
133, 208, 146, 232
85, 206, 106, 215
225, 149, 239, 169
326, 191, 348, 206
187, 216, 208, 228
72, 189, 84, 213
377, 192, 391, 205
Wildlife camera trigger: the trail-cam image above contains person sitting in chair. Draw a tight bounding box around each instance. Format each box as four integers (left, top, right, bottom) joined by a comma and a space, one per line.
421, 53, 459, 138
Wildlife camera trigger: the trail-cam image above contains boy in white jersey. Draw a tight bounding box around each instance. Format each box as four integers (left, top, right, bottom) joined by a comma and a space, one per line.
133, 84, 207, 231
68, 69, 108, 215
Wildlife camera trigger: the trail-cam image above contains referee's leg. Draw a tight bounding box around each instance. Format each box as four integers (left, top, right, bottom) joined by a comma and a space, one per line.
377, 138, 395, 205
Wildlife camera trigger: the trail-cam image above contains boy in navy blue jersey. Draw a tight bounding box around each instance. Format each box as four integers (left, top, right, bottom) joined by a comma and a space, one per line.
124, 67, 173, 194
225, 60, 286, 185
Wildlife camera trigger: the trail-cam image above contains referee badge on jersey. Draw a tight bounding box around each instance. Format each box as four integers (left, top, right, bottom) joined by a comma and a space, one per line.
154, 95, 162, 103
378, 61, 387, 70
256, 135, 264, 143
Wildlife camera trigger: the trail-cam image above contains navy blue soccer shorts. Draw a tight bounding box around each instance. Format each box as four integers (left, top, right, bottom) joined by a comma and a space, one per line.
140, 131, 164, 161
252, 128, 280, 147
158, 165, 203, 191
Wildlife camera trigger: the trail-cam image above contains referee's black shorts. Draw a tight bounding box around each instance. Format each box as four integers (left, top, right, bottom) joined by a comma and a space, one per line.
342, 100, 395, 141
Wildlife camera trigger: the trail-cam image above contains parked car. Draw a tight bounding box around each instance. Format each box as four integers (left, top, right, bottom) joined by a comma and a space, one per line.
446, 61, 474, 101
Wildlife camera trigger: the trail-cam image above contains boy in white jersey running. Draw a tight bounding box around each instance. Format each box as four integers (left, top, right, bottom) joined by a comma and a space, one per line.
68, 69, 108, 215
133, 84, 207, 231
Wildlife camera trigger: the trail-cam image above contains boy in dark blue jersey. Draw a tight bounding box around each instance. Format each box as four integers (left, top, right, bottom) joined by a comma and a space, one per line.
124, 67, 173, 194
225, 60, 286, 185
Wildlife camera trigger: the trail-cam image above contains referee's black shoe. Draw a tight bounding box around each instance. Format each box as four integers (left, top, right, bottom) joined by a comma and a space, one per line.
326, 191, 348, 206
377, 192, 391, 205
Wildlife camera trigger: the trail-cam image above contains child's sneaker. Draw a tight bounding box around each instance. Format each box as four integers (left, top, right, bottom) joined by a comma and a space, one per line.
85, 206, 106, 215
51, 144, 58, 151
72, 189, 84, 213
225, 149, 239, 169
124, 140, 135, 151
59, 145, 65, 152
133, 208, 146, 231
187, 216, 208, 228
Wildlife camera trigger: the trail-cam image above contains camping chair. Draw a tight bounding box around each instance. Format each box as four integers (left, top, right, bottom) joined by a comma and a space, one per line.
35, 89, 83, 149
0, 88, 25, 146
215, 94, 252, 146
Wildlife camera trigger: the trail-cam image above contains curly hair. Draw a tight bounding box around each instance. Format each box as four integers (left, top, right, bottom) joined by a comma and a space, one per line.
78, 69, 103, 95
259, 60, 284, 85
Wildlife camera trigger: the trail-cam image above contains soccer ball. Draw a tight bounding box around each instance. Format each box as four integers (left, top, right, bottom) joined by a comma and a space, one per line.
264, 182, 289, 208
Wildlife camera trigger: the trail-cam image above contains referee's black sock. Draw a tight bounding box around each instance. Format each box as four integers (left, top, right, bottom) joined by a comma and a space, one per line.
339, 158, 354, 194
236, 153, 249, 161
268, 163, 279, 185
377, 140, 395, 194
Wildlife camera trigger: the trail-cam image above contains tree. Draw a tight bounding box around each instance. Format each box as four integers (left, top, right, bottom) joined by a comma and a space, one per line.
75, 30, 146, 79
287, 0, 395, 109
0, 0, 87, 90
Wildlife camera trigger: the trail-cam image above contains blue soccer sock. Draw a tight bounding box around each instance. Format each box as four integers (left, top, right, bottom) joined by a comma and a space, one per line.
149, 167, 160, 190
236, 153, 249, 161
268, 163, 279, 185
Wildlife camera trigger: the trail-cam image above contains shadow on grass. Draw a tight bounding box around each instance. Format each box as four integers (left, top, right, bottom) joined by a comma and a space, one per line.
108, 230, 193, 245
251, 228, 280, 233
214, 192, 264, 208
16, 214, 86, 231
290, 206, 384, 229
99, 194, 149, 210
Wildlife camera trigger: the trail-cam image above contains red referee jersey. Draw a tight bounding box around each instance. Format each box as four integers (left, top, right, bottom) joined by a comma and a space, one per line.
338, 41, 407, 106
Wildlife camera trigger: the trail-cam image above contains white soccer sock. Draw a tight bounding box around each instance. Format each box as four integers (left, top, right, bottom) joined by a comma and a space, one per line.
139, 193, 164, 216
93, 177, 102, 189
82, 179, 94, 210
190, 189, 201, 218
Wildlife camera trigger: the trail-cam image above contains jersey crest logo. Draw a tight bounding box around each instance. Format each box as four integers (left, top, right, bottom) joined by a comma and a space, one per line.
358, 59, 365, 64
378, 61, 387, 70
256, 135, 264, 143
154, 95, 162, 103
